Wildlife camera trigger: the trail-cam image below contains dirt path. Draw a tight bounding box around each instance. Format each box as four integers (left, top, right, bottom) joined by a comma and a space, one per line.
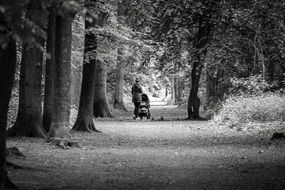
6, 102, 285, 190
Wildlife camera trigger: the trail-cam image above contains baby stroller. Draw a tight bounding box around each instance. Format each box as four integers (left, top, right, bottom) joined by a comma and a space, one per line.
138, 94, 151, 119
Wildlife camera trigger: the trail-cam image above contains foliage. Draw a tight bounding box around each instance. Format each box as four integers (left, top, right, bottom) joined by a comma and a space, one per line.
227, 75, 272, 96
205, 0, 285, 101
213, 93, 285, 130
0, 0, 81, 50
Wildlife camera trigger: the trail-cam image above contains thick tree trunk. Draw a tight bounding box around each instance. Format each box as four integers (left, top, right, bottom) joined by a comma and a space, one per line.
74, 5, 109, 130
73, 24, 99, 132
7, 43, 46, 137
0, 36, 17, 189
93, 60, 114, 118
8, 5, 47, 137
43, 8, 56, 132
187, 14, 212, 120
47, 15, 73, 139
73, 61, 99, 132
113, 46, 127, 111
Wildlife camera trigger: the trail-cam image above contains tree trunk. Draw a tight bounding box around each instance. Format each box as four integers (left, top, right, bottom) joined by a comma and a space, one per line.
43, 8, 56, 132
74, 5, 109, 130
8, 5, 47, 137
175, 77, 183, 103
187, 55, 203, 119
73, 19, 99, 132
187, 14, 212, 120
93, 60, 114, 118
0, 36, 17, 189
169, 75, 175, 105
73, 60, 99, 132
113, 46, 127, 111
71, 13, 85, 109
7, 42, 46, 137
47, 15, 73, 139
165, 86, 168, 98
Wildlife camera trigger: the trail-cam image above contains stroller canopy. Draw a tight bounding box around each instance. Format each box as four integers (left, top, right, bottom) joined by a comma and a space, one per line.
141, 94, 150, 103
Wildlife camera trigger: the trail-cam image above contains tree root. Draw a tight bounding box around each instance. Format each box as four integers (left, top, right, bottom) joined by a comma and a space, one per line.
47, 138, 82, 149
6, 147, 25, 158
72, 117, 101, 133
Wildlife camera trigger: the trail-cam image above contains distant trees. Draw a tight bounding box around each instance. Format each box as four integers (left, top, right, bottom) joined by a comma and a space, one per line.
204, 0, 285, 104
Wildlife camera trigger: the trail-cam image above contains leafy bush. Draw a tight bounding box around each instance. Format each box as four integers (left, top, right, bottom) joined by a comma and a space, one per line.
213, 93, 285, 129
228, 75, 272, 96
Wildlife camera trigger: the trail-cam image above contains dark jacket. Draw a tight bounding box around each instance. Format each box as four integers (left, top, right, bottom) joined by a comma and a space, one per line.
132, 83, 143, 103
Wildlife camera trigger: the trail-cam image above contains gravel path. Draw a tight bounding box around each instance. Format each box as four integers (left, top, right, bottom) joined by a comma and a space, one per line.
6, 103, 285, 190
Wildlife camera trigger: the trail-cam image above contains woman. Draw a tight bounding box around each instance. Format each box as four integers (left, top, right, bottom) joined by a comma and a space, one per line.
131, 78, 143, 119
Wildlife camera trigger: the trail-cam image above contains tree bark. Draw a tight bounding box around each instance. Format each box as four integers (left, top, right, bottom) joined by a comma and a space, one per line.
187, 54, 203, 119
169, 75, 175, 105
93, 60, 114, 118
88, 10, 113, 118
70, 13, 85, 109
73, 60, 99, 132
73, 21, 99, 132
47, 15, 73, 139
43, 8, 56, 132
74, 5, 109, 130
0, 35, 17, 189
187, 14, 211, 120
113, 46, 127, 111
8, 4, 47, 137
7, 42, 46, 137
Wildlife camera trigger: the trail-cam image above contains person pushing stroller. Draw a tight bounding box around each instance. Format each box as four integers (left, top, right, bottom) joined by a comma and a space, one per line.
132, 78, 143, 119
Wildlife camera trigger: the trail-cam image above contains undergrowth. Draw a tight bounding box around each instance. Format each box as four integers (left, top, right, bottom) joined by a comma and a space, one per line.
213, 93, 285, 128
213, 75, 285, 131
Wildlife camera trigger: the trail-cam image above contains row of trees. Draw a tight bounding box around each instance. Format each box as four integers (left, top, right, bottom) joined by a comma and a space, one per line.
0, 0, 158, 187
0, 0, 113, 188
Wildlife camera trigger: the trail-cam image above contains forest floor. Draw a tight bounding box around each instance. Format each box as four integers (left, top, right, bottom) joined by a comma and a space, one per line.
6, 100, 285, 190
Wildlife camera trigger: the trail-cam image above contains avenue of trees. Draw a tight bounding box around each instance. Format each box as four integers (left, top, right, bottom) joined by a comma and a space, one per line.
0, 0, 284, 188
